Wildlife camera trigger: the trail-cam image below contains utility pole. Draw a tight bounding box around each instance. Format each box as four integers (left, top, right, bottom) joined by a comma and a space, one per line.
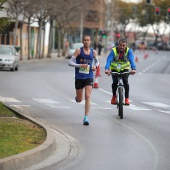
104, 0, 111, 53
52, 20, 55, 52
80, 13, 83, 41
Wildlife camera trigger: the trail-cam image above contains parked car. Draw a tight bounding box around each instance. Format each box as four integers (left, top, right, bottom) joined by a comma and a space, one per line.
0, 45, 19, 71
148, 41, 170, 51
157, 41, 170, 50
67, 43, 84, 58
147, 41, 156, 50
107, 42, 115, 50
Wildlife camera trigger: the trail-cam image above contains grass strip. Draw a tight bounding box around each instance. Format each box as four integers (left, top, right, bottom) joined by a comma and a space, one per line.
0, 102, 46, 158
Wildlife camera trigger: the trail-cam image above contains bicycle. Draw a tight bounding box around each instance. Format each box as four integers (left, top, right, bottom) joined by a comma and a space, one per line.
110, 71, 130, 119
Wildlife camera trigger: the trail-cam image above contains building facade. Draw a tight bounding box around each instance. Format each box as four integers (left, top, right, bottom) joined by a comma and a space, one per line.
0, 0, 106, 58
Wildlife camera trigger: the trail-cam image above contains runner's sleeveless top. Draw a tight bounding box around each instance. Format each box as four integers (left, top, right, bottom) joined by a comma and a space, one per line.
75, 47, 94, 79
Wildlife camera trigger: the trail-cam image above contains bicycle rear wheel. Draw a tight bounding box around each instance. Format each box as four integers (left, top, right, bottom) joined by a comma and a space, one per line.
118, 87, 123, 119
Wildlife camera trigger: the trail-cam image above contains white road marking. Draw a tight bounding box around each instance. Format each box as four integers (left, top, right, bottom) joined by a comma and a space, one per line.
1, 95, 169, 114
106, 101, 151, 111
100, 88, 151, 111
99, 88, 112, 95
33, 98, 60, 104
92, 107, 112, 110
141, 60, 160, 74
10, 105, 31, 108
50, 106, 71, 108
70, 99, 98, 105
33, 98, 70, 109
158, 110, 170, 114
142, 102, 170, 108
127, 104, 151, 111
0, 96, 21, 102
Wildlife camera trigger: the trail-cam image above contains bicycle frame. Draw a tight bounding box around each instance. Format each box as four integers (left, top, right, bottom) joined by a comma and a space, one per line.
111, 72, 130, 119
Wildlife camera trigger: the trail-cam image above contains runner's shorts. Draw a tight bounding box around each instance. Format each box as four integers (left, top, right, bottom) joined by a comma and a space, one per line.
75, 78, 93, 89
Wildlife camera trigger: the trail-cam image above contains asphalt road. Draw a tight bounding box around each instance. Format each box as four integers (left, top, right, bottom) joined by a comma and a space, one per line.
0, 50, 170, 170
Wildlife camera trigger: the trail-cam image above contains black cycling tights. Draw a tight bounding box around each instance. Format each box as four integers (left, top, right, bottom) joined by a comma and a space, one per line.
112, 74, 129, 98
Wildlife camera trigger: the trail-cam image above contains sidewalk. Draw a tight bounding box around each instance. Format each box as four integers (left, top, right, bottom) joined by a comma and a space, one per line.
19, 49, 107, 63
19, 52, 65, 63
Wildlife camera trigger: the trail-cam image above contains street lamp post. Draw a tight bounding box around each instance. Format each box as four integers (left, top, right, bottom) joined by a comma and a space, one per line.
80, 13, 83, 41
104, 0, 111, 53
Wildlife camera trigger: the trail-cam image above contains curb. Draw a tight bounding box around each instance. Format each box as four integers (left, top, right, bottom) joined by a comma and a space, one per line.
0, 104, 56, 170
19, 53, 65, 63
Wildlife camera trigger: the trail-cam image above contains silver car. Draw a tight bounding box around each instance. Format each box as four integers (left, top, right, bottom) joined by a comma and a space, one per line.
0, 45, 19, 71
67, 43, 84, 58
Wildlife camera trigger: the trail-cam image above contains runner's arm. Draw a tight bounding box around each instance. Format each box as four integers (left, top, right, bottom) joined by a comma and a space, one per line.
68, 48, 88, 68
93, 50, 99, 67
68, 55, 80, 67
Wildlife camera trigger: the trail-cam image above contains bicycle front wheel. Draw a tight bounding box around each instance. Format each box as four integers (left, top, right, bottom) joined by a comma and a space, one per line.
118, 87, 123, 119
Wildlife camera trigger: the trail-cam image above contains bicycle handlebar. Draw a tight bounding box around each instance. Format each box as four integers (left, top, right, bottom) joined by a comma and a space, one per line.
110, 71, 131, 76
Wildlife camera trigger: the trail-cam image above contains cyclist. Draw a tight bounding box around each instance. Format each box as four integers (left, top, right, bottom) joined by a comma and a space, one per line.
68, 35, 99, 125
105, 38, 136, 105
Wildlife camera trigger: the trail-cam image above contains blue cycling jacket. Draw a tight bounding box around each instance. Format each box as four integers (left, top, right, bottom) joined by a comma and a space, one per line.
105, 48, 136, 71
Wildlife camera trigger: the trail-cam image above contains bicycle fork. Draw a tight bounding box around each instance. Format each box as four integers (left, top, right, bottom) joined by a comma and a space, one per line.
116, 79, 125, 106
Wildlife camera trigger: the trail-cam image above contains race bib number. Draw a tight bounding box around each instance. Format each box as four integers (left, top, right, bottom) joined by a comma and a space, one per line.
79, 65, 90, 74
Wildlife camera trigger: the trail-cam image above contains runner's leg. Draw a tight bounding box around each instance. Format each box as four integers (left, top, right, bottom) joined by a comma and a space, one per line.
84, 85, 92, 116
76, 89, 83, 102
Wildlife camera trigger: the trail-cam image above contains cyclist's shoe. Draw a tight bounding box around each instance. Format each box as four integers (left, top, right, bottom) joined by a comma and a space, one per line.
111, 95, 117, 105
125, 98, 130, 105
83, 117, 89, 125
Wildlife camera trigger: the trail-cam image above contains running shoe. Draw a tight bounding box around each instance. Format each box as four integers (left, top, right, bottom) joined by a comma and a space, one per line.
83, 117, 89, 125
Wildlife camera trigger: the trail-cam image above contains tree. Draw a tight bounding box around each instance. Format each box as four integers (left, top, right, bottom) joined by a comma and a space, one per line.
137, 0, 170, 43
6, 0, 24, 45
51, 0, 91, 57
107, 0, 134, 40
0, 0, 11, 33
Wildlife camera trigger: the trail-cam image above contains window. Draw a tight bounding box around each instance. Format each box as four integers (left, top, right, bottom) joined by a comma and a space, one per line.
86, 10, 99, 22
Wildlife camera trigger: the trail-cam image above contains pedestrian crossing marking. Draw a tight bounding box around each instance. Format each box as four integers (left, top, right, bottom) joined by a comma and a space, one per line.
33, 98, 71, 109
0, 96, 21, 102
10, 105, 31, 107
106, 101, 151, 111
0, 95, 169, 113
92, 107, 112, 110
142, 102, 170, 108
127, 104, 151, 111
70, 99, 98, 105
159, 110, 170, 114
33, 98, 60, 104
50, 106, 71, 108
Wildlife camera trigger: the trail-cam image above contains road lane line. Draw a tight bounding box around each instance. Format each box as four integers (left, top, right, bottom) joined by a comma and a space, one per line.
93, 109, 159, 170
